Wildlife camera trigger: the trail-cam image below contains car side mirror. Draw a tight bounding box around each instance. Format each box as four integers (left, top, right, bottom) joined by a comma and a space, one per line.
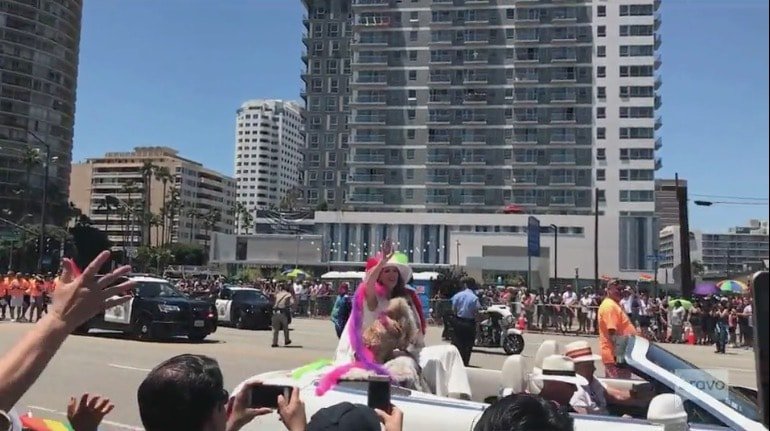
647, 393, 688, 431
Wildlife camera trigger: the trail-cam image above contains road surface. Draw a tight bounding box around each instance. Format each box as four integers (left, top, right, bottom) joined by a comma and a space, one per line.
0, 318, 758, 430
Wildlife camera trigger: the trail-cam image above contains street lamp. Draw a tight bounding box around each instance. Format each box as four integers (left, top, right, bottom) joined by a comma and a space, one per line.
455, 239, 461, 267
549, 224, 558, 281
28, 131, 52, 272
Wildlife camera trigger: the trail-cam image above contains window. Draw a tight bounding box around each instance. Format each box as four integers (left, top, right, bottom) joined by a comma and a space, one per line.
405, 189, 414, 200
409, 70, 417, 81
619, 127, 654, 139
326, 60, 338, 74
597, 127, 606, 139
597, 26, 606, 37
597, 46, 606, 57
620, 25, 654, 37
408, 109, 416, 120
597, 5, 606, 17
406, 149, 415, 159
597, 87, 606, 98
597, 148, 606, 160
597, 190, 606, 202
597, 169, 606, 181
410, 31, 418, 41
620, 106, 654, 118
597, 66, 606, 78
620, 86, 654, 98
620, 4, 654, 16
328, 23, 339, 37
408, 89, 417, 100
410, 11, 419, 21
620, 45, 654, 57
409, 51, 417, 61
506, 8, 515, 19
620, 148, 655, 160
620, 190, 654, 202
597, 107, 606, 118
406, 169, 414, 180
407, 129, 416, 139
620, 65, 654, 77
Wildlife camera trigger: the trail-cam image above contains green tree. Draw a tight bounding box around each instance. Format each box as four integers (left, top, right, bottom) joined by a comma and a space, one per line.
165, 189, 183, 244
187, 208, 201, 243
120, 180, 140, 249
154, 166, 172, 245
139, 161, 157, 246
432, 267, 469, 298
202, 208, 222, 255
691, 260, 705, 277
167, 242, 205, 266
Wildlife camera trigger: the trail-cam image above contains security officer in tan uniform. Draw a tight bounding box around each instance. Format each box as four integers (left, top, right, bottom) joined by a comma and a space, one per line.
271, 284, 294, 347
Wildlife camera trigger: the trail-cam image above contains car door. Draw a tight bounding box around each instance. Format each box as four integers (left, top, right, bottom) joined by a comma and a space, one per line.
216, 289, 233, 323
104, 296, 133, 326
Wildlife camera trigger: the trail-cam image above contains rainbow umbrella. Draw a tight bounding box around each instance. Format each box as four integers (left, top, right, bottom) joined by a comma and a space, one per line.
21, 416, 75, 431
638, 274, 654, 282
718, 280, 749, 295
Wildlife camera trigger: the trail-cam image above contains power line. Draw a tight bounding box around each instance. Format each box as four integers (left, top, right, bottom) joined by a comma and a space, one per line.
691, 193, 768, 202
693, 200, 769, 206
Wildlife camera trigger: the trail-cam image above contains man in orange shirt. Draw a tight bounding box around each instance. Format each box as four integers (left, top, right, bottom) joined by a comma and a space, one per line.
8, 273, 25, 322
0, 273, 8, 320
598, 281, 637, 379
28, 276, 44, 322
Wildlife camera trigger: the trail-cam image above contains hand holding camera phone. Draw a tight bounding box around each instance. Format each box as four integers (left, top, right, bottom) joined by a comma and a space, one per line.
250, 384, 294, 409
367, 376, 391, 412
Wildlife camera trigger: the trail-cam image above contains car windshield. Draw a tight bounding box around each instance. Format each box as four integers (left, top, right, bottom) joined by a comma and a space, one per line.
644, 342, 759, 422
135, 281, 183, 298
233, 290, 269, 303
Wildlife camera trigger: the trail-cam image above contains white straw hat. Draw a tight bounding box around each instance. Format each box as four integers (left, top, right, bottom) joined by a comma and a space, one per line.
563, 341, 602, 363
532, 355, 589, 386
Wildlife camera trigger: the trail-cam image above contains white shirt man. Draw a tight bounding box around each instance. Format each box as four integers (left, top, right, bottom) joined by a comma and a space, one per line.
562, 288, 577, 307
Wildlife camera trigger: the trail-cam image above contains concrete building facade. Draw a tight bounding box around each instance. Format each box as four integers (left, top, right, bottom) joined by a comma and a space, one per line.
235, 100, 305, 223
0, 0, 83, 226
655, 178, 683, 230
69, 147, 236, 251
298, 0, 663, 275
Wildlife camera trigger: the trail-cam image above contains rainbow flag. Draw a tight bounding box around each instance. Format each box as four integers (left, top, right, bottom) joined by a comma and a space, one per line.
21, 416, 75, 431
638, 274, 654, 282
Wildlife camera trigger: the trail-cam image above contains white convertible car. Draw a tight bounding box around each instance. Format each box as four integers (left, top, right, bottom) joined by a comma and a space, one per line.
238, 336, 763, 431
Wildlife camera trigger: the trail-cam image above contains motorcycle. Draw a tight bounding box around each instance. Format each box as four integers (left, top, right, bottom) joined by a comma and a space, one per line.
475, 304, 525, 355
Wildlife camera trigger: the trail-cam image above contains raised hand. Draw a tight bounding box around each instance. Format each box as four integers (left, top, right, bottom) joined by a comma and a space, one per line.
67, 393, 114, 431
277, 387, 306, 431
51, 251, 134, 332
380, 239, 395, 261
225, 379, 273, 431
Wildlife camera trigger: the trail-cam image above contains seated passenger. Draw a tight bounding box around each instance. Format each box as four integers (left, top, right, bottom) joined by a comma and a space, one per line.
563, 341, 654, 415
531, 355, 591, 414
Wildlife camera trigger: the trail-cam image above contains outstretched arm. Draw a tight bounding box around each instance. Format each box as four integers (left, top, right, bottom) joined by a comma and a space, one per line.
364, 240, 394, 311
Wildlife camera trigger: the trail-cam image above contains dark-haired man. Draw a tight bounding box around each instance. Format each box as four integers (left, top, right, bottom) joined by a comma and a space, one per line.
138, 354, 305, 431
473, 393, 573, 431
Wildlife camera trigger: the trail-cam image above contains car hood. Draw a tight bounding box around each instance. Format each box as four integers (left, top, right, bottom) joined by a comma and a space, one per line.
140, 297, 197, 306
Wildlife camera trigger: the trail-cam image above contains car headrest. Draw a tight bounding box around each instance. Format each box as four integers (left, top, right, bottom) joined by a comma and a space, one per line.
533, 340, 562, 370
501, 355, 528, 394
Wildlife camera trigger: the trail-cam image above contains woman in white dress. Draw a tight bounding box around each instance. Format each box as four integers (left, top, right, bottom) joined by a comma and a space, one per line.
323, 240, 471, 399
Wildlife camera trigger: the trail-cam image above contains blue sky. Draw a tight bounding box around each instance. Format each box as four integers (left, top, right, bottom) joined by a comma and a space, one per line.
72, 0, 769, 232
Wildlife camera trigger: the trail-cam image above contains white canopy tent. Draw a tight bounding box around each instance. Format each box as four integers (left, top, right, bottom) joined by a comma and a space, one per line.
320, 271, 366, 280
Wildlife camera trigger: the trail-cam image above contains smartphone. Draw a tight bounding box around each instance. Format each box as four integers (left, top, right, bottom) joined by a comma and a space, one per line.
367, 376, 391, 412
250, 385, 292, 409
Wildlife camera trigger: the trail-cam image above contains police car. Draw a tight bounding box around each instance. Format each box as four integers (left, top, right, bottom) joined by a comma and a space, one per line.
74, 275, 218, 341
215, 286, 273, 330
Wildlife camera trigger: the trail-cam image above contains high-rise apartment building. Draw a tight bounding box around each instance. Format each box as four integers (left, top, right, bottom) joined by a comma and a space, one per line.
655, 178, 684, 230
302, 1, 353, 209
300, 0, 661, 276
69, 147, 236, 250
235, 100, 304, 227
0, 0, 83, 226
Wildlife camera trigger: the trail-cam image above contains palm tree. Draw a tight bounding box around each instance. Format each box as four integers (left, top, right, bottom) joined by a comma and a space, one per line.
235, 202, 248, 233
66, 202, 83, 228
202, 208, 222, 253
242, 208, 254, 235
139, 161, 156, 246
149, 212, 163, 246
154, 166, 172, 245
120, 180, 140, 248
187, 208, 201, 244
21, 147, 41, 218
97, 196, 119, 244
165, 189, 182, 244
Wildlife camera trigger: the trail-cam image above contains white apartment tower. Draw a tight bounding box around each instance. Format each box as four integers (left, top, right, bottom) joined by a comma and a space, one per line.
235, 100, 305, 229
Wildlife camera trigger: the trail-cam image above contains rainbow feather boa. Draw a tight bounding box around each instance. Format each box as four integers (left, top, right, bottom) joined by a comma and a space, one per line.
315, 281, 426, 396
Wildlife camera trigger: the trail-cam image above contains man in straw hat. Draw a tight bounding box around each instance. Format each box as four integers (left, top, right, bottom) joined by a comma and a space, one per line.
563, 341, 653, 415
531, 354, 591, 414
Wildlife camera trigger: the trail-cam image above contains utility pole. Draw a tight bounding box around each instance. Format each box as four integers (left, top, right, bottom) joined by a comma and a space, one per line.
28, 131, 52, 273
593, 188, 599, 290
455, 240, 461, 267
676, 173, 693, 298
549, 224, 558, 281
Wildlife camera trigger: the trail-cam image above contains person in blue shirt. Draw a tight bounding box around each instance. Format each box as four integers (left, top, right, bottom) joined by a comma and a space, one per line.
451, 280, 480, 366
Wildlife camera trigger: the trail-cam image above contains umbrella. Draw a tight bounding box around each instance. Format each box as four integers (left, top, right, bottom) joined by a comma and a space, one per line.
668, 299, 693, 310
718, 280, 749, 295
20, 416, 75, 431
693, 282, 719, 296
283, 268, 309, 279
638, 274, 654, 282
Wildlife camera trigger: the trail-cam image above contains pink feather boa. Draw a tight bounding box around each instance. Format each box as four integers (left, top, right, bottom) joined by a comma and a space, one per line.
315, 281, 426, 396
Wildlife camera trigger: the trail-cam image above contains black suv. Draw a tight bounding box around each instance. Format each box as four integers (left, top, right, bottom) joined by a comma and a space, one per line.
75, 275, 218, 341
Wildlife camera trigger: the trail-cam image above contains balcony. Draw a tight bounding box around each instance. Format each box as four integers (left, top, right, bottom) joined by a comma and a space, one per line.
353, 36, 389, 46
461, 175, 485, 185
355, 16, 391, 27
550, 176, 576, 185
352, 154, 386, 164
426, 154, 450, 164
461, 155, 486, 165
654, 95, 663, 109
426, 175, 449, 184
654, 54, 662, 70
302, 15, 309, 29
655, 76, 662, 90
655, 137, 663, 150
462, 116, 487, 125
353, 96, 387, 105
461, 195, 485, 205
655, 34, 662, 49
550, 155, 576, 165
300, 89, 307, 101
655, 117, 663, 130
550, 196, 576, 206
351, 115, 386, 125
428, 95, 451, 104
353, 0, 389, 6
349, 174, 385, 184
426, 195, 449, 205
353, 55, 388, 66
302, 33, 309, 47
301, 53, 308, 64
349, 193, 384, 204
655, 158, 663, 171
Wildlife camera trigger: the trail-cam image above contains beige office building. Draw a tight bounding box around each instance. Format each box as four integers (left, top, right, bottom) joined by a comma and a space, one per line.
69, 147, 236, 251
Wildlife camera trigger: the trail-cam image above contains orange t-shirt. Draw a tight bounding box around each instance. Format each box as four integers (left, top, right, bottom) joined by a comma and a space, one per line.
9, 280, 24, 298
29, 280, 43, 297
598, 297, 637, 364
44, 280, 55, 294
0, 278, 7, 297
